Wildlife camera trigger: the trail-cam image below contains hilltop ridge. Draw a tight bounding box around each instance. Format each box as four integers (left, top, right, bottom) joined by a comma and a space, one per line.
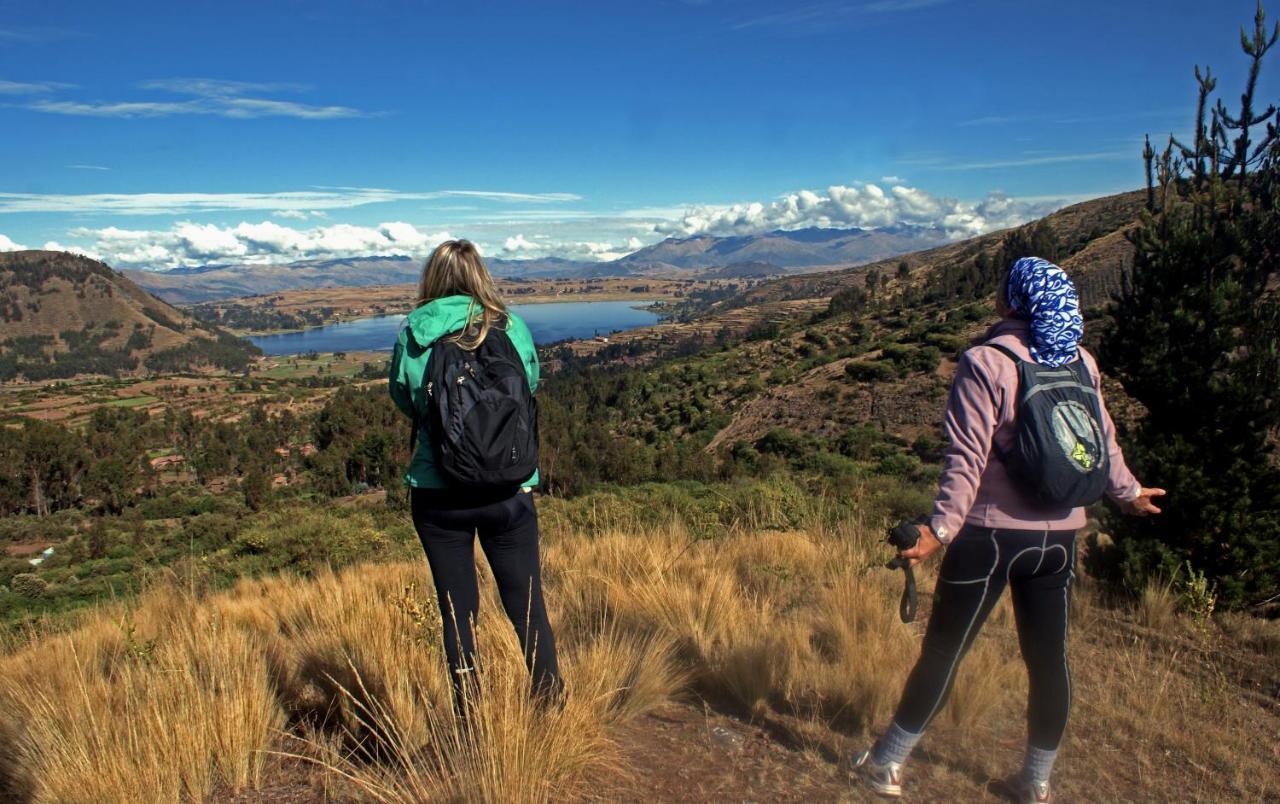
0, 250, 260, 380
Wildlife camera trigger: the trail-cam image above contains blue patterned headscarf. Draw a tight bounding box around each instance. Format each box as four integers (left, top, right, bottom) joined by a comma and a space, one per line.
1005, 257, 1083, 367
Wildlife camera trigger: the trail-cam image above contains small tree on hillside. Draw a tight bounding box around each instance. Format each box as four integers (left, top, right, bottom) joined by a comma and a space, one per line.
1102, 3, 1280, 609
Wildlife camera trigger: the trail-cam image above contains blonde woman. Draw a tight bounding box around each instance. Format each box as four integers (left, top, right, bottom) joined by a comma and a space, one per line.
389, 239, 560, 715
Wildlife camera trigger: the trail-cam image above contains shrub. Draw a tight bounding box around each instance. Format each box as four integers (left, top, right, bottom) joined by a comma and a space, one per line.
911, 434, 948, 463
845, 361, 896, 382
755, 429, 817, 462
836, 425, 881, 461
10, 573, 47, 598
876, 452, 926, 482
828, 286, 869, 316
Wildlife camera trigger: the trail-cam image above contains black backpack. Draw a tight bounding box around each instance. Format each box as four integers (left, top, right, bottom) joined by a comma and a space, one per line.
417, 323, 539, 489
987, 343, 1109, 508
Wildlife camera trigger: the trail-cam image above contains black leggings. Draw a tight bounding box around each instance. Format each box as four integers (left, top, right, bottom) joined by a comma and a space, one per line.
410, 488, 561, 710
892, 525, 1075, 751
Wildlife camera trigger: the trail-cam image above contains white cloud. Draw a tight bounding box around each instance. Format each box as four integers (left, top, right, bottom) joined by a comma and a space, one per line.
733, 0, 950, 31
655, 182, 1068, 240
939, 152, 1130, 170
65, 220, 455, 270
499, 237, 638, 262
139, 78, 306, 96
67, 164, 110, 171
0, 188, 582, 215
862, 0, 949, 12
0, 79, 73, 94
502, 234, 540, 253
0, 233, 27, 251
273, 209, 328, 220
42, 241, 101, 259
23, 76, 374, 120
28, 97, 368, 120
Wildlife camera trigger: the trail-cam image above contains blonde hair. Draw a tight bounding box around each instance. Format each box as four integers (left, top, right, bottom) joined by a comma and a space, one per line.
416, 239, 507, 350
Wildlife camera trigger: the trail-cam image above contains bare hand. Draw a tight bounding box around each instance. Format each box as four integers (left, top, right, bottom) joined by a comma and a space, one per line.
1121, 487, 1166, 517
900, 524, 943, 567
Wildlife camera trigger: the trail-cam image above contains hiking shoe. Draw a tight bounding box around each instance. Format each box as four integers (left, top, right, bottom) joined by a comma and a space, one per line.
852, 748, 903, 798
1010, 774, 1052, 804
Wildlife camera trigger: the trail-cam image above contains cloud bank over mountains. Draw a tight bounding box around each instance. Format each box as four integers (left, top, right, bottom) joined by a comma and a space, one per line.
47, 222, 455, 270
1, 181, 1076, 270
656, 183, 1057, 240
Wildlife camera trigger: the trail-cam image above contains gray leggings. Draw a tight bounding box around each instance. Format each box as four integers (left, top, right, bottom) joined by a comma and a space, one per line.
891, 525, 1075, 750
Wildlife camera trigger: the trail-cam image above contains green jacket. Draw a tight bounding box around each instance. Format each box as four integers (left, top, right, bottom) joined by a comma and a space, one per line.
389, 295, 541, 489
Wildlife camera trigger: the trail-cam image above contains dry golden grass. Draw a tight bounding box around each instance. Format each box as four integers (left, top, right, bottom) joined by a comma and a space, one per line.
0, 499, 1274, 802
1137, 573, 1179, 632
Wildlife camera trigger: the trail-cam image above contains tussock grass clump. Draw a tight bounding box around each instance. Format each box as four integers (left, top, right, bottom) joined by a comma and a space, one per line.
0, 485, 1031, 802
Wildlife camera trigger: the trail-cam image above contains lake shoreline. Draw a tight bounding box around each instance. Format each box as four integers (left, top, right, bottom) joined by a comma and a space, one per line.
246, 299, 667, 356
229, 295, 667, 338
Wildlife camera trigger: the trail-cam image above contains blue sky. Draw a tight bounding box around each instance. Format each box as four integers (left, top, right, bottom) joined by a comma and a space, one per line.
1, 0, 1274, 268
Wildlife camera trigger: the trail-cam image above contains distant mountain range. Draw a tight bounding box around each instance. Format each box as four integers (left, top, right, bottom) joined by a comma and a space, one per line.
123, 224, 955, 304
612, 224, 951, 273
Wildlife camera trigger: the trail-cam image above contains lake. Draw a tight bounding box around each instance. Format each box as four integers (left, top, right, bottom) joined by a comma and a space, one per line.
247, 299, 663, 356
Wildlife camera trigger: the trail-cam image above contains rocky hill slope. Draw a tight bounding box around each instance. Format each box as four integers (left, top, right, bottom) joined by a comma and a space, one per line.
0, 250, 260, 381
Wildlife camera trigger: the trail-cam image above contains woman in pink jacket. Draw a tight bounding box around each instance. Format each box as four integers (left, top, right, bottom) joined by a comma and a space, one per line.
855, 258, 1164, 804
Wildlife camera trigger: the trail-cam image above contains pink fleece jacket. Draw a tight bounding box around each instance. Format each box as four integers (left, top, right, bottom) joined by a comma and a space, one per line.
929, 318, 1141, 543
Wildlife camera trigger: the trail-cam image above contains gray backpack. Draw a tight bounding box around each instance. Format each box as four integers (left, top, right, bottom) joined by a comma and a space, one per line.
987, 343, 1109, 507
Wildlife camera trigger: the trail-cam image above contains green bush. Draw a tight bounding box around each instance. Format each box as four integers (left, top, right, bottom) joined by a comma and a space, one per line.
844, 361, 897, 382
0, 558, 31, 586
836, 425, 882, 461
234, 506, 391, 574
876, 452, 927, 482
756, 429, 818, 461
924, 332, 970, 355
911, 434, 948, 463
10, 573, 47, 598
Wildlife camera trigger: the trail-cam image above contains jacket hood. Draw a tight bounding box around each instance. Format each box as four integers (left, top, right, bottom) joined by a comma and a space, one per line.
405, 295, 481, 348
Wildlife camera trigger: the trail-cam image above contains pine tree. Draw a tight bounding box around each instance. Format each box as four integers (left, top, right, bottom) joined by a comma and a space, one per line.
1102, 5, 1280, 608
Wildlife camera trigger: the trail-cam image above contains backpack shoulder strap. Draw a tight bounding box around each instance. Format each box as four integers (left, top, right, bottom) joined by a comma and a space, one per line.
981, 342, 1021, 465
412, 332, 453, 455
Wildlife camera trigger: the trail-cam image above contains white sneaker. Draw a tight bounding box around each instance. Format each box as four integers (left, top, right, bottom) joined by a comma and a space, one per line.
852, 748, 903, 798
1011, 774, 1052, 804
